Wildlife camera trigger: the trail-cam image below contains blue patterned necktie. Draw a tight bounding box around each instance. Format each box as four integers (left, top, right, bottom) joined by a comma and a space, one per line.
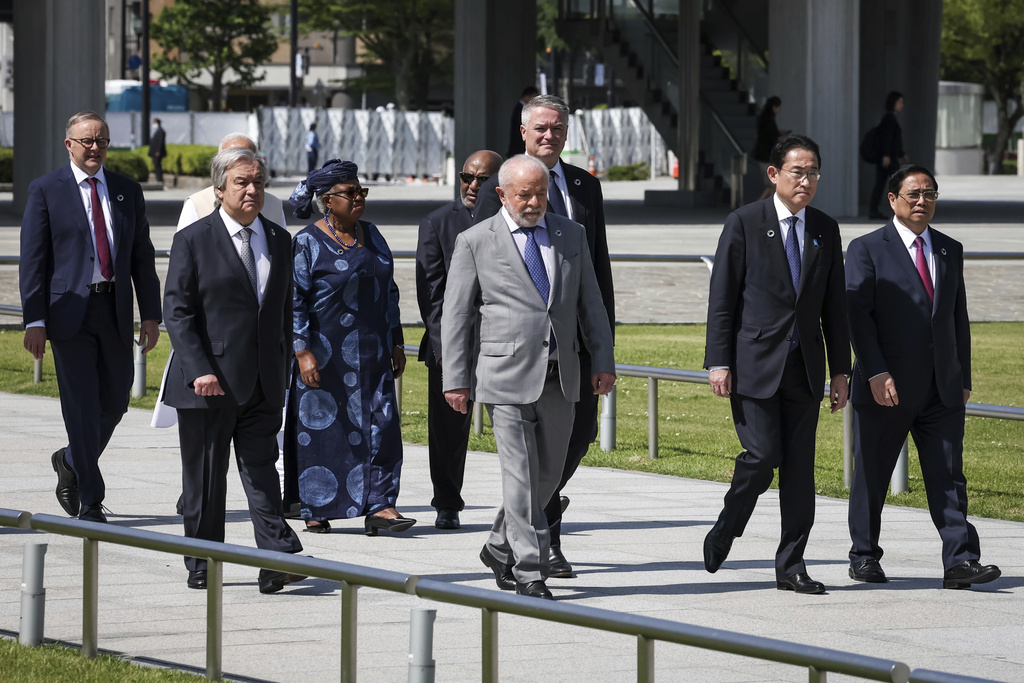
547, 170, 568, 218
785, 216, 801, 350
520, 226, 549, 302
239, 227, 259, 296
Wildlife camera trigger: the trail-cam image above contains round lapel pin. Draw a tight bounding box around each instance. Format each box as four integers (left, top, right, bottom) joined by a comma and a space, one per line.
573, 178, 581, 186
767, 229, 775, 238
116, 194, 124, 202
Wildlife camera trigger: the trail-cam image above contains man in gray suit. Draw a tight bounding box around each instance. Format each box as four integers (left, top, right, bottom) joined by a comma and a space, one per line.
442, 155, 616, 599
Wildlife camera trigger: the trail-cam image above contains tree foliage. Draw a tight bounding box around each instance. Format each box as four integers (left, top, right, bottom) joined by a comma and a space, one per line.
298, 0, 453, 111
942, 0, 1024, 173
150, 0, 278, 112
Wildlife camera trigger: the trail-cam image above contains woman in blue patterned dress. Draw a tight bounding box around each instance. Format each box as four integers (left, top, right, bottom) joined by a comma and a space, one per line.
284, 160, 416, 535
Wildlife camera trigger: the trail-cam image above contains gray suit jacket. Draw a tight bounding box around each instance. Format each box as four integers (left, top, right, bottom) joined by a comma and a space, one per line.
441, 211, 614, 406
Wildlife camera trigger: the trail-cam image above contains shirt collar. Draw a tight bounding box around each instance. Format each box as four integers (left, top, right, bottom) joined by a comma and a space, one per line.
893, 217, 930, 249
772, 193, 806, 226
219, 207, 264, 238
70, 163, 106, 187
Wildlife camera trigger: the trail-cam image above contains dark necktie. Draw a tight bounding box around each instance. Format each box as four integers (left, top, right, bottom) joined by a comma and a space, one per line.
521, 226, 549, 302
785, 216, 801, 350
547, 170, 568, 218
239, 227, 259, 296
86, 178, 114, 281
914, 236, 934, 302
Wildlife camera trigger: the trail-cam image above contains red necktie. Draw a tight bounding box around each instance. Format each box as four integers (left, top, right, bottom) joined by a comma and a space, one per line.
914, 236, 933, 302
87, 178, 114, 281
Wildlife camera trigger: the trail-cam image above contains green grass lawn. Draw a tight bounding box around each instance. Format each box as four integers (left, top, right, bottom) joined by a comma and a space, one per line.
0, 637, 201, 682
2, 323, 1021, 521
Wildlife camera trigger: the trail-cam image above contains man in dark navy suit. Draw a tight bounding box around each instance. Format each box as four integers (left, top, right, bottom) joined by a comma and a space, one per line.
416, 149, 502, 530
20, 110, 162, 523
703, 134, 850, 594
473, 94, 615, 579
846, 164, 1000, 589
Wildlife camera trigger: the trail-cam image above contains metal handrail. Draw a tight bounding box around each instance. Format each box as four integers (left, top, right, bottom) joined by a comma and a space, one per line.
1, 507, 942, 683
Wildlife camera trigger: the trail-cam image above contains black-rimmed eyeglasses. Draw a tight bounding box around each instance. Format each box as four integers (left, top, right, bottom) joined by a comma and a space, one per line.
323, 187, 369, 201
70, 137, 111, 149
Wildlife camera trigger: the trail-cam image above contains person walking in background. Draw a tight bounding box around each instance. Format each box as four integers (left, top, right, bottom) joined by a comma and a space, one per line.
703, 135, 850, 595
149, 118, 167, 183
416, 149, 503, 530
285, 160, 414, 536
507, 86, 539, 158
752, 96, 790, 201
305, 123, 321, 174
868, 91, 907, 220
20, 110, 162, 523
846, 164, 1000, 590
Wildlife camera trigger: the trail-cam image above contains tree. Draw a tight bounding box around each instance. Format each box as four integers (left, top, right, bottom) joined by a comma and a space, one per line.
297, 0, 453, 111
942, 0, 1024, 174
150, 0, 278, 112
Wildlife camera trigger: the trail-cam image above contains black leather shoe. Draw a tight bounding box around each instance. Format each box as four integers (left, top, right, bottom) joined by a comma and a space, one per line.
258, 570, 308, 594
777, 572, 826, 594
849, 558, 887, 583
479, 547, 515, 590
364, 514, 416, 536
703, 528, 733, 573
435, 509, 460, 530
175, 493, 184, 516
78, 505, 107, 523
51, 448, 80, 517
515, 580, 553, 599
187, 570, 207, 590
548, 546, 573, 578
304, 520, 332, 533
943, 560, 1001, 589
559, 496, 570, 514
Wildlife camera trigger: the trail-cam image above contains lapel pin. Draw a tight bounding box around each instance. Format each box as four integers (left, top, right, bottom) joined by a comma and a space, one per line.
813, 238, 820, 247
574, 178, 581, 186
116, 194, 124, 202
767, 229, 775, 238
555, 229, 562, 236
941, 248, 947, 255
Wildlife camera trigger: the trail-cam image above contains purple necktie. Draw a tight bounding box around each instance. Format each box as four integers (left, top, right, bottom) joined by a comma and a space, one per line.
914, 236, 934, 302
87, 178, 114, 281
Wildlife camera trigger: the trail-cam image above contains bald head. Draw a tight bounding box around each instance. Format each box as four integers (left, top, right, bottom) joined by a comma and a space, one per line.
460, 150, 503, 209
219, 133, 257, 152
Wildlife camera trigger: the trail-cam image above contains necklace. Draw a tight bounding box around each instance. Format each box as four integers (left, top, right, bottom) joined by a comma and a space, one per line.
325, 218, 357, 249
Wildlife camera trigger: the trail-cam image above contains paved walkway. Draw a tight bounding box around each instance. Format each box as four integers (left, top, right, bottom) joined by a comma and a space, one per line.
2, 391, 1022, 682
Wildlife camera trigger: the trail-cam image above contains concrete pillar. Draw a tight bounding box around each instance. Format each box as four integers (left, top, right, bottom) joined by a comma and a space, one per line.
769, 0, 860, 218
14, 0, 106, 211
677, 1, 700, 193
453, 0, 536, 170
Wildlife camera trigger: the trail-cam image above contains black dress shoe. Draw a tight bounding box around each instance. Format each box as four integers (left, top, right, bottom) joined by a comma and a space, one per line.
703, 528, 733, 573
304, 520, 332, 533
559, 496, 570, 514
364, 514, 416, 536
849, 558, 887, 583
516, 580, 553, 599
258, 570, 308, 594
175, 493, 184, 516
435, 509, 460, 530
51, 448, 80, 517
479, 547, 515, 590
78, 505, 107, 523
187, 570, 207, 590
776, 572, 826, 594
943, 560, 1001, 589
547, 546, 573, 578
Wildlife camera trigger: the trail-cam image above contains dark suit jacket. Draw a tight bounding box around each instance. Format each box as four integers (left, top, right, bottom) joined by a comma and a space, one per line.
416, 198, 473, 366
149, 127, 167, 158
704, 197, 850, 399
507, 102, 526, 158
163, 211, 292, 410
472, 162, 615, 336
19, 164, 162, 343
846, 221, 970, 409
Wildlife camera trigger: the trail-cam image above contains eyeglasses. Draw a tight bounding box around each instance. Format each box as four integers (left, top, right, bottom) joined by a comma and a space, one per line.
324, 187, 369, 201
782, 168, 821, 182
898, 190, 939, 202
459, 172, 491, 185
70, 137, 110, 149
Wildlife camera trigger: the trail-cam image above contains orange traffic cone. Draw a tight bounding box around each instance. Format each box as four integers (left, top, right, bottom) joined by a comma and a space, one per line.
588, 155, 597, 176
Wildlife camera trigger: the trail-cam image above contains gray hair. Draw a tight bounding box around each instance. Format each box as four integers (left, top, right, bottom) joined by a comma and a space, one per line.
497, 154, 549, 190
312, 193, 328, 216
210, 148, 266, 209
219, 132, 257, 152
521, 94, 569, 128
65, 110, 108, 138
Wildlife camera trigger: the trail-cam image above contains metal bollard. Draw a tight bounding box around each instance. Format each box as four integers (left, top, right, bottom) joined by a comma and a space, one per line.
891, 438, 909, 495
34, 358, 42, 384
600, 386, 617, 452
132, 343, 146, 398
472, 402, 483, 435
407, 607, 436, 683
19, 541, 47, 647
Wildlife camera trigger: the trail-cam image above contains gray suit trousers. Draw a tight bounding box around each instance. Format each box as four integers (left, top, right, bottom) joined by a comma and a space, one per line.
485, 373, 575, 583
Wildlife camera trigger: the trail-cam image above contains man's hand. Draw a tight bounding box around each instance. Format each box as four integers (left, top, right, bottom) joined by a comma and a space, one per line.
829, 374, 849, 413
24, 327, 47, 360
869, 372, 898, 407
138, 320, 160, 353
392, 346, 407, 379
445, 388, 470, 414
592, 372, 616, 395
709, 368, 732, 397
193, 374, 225, 397
295, 350, 320, 388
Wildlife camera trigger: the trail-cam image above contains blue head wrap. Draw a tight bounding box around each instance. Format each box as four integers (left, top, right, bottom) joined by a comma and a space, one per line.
290, 159, 360, 219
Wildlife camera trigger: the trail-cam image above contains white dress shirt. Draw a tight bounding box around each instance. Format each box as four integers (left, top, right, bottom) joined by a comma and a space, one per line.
70, 163, 117, 285
500, 207, 556, 288
773, 192, 806, 257
893, 217, 937, 292
547, 160, 575, 222
219, 208, 271, 306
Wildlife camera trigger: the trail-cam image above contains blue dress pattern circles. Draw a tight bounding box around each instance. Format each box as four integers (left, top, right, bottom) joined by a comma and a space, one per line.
284, 221, 405, 520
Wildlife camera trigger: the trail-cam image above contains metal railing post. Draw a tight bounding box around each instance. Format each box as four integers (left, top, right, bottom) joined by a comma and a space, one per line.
637, 634, 654, 683
82, 538, 98, 658
809, 665, 827, 682
206, 559, 223, 681
19, 541, 47, 647
843, 404, 853, 488
648, 377, 658, 459
600, 386, 617, 451
34, 358, 42, 384
341, 581, 359, 683
482, 608, 498, 683
472, 402, 483, 435
133, 342, 147, 398
891, 438, 909, 495
408, 607, 436, 683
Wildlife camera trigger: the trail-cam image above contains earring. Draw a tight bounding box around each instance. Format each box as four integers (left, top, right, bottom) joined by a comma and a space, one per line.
324, 207, 331, 220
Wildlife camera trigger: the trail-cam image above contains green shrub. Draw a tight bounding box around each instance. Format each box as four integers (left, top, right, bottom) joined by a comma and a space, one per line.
134, 143, 217, 177
0, 147, 12, 183
606, 162, 649, 181
105, 150, 150, 182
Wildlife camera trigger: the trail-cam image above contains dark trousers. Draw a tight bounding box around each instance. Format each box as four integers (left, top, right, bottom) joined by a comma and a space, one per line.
868, 162, 894, 216
848, 384, 979, 571
49, 291, 132, 508
716, 349, 819, 579
177, 379, 302, 572
307, 150, 318, 174
152, 155, 163, 182
544, 352, 598, 547
427, 363, 472, 510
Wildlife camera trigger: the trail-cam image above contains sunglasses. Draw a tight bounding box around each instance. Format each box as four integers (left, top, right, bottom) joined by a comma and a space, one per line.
459, 172, 490, 185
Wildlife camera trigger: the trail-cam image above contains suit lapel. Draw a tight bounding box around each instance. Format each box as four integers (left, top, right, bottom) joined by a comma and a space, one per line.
930, 228, 951, 316
562, 164, 587, 226
262, 213, 283, 309
489, 216, 547, 307
210, 211, 260, 304
882, 221, 932, 311
797, 213, 823, 297
546, 219, 566, 311
60, 165, 93, 242
759, 199, 794, 297
104, 172, 126, 255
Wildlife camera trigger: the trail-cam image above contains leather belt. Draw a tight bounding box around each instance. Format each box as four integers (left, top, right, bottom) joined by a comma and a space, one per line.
87, 281, 115, 294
